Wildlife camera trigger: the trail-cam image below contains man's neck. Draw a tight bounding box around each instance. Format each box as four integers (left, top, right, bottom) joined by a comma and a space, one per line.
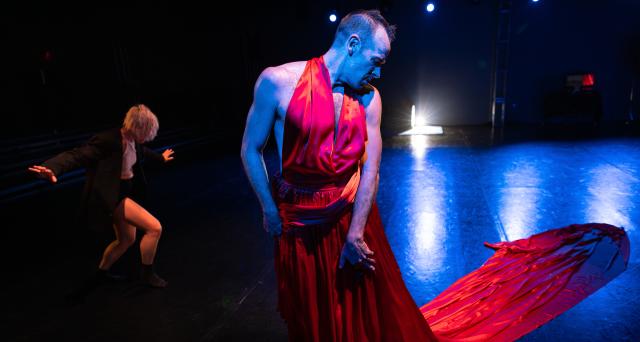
322, 48, 346, 90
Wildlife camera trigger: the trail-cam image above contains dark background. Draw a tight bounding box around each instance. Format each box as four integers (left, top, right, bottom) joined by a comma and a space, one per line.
1, 2, 639, 340
1, 0, 639, 138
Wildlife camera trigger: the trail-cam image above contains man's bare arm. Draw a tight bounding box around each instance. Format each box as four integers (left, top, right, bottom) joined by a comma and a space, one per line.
240, 67, 282, 236
339, 87, 383, 271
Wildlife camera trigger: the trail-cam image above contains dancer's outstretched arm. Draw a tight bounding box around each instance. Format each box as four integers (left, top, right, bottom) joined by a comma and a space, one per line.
28, 133, 111, 183
143, 146, 174, 164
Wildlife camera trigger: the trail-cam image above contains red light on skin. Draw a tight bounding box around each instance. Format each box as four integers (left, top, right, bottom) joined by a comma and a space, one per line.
582, 74, 595, 87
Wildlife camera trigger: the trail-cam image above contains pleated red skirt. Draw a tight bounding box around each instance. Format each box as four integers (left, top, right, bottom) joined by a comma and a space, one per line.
274, 176, 437, 342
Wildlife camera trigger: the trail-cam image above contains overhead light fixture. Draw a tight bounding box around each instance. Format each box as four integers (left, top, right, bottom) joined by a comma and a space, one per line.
426, 3, 436, 13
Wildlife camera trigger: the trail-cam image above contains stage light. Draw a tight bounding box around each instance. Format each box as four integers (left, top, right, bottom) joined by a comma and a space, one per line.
401, 125, 443, 135
401, 104, 443, 135
411, 105, 416, 128
329, 14, 337, 22
42, 50, 54, 63
582, 73, 595, 87
531, 0, 540, 2
426, 3, 435, 13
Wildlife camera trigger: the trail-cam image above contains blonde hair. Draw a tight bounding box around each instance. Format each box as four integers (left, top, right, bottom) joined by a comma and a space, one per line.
122, 104, 159, 142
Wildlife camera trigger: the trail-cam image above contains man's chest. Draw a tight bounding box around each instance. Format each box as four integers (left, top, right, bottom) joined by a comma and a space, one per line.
276, 82, 345, 122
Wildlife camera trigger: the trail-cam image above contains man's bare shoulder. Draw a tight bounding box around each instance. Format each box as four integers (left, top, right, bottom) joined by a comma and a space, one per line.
275, 61, 307, 74
356, 84, 380, 108
260, 61, 307, 90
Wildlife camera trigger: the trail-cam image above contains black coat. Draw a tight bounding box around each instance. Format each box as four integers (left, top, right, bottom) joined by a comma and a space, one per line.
43, 128, 164, 231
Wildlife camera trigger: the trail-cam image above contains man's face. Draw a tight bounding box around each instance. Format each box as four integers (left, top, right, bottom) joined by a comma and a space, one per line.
345, 26, 391, 90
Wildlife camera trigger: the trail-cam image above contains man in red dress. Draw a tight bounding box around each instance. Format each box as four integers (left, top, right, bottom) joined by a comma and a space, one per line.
240, 9, 437, 341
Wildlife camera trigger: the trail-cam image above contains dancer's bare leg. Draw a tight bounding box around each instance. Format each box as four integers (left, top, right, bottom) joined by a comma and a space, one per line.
98, 200, 136, 270
119, 197, 167, 287
68, 201, 136, 301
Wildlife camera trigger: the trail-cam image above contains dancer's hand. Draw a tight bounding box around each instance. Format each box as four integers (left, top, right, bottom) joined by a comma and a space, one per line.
28, 165, 57, 183
263, 210, 282, 237
339, 235, 376, 271
162, 149, 175, 162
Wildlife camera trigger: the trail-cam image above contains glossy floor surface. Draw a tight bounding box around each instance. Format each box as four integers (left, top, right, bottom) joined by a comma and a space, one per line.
2, 125, 639, 341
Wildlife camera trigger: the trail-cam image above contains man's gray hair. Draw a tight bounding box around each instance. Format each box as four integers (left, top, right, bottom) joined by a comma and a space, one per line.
334, 9, 396, 44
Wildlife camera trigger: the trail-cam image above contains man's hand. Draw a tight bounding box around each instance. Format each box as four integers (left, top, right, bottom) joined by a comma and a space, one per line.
263, 210, 283, 237
339, 235, 376, 271
28, 165, 58, 183
162, 149, 175, 162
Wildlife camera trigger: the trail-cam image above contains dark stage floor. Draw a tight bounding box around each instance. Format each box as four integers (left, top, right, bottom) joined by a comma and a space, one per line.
2, 125, 639, 341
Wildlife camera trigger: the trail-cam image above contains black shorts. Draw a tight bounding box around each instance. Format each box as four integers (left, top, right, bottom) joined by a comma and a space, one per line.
118, 178, 134, 202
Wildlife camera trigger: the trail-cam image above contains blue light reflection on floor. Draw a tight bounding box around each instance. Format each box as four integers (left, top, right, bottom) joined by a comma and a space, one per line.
377, 133, 640, 340
408, 135, 446, 280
